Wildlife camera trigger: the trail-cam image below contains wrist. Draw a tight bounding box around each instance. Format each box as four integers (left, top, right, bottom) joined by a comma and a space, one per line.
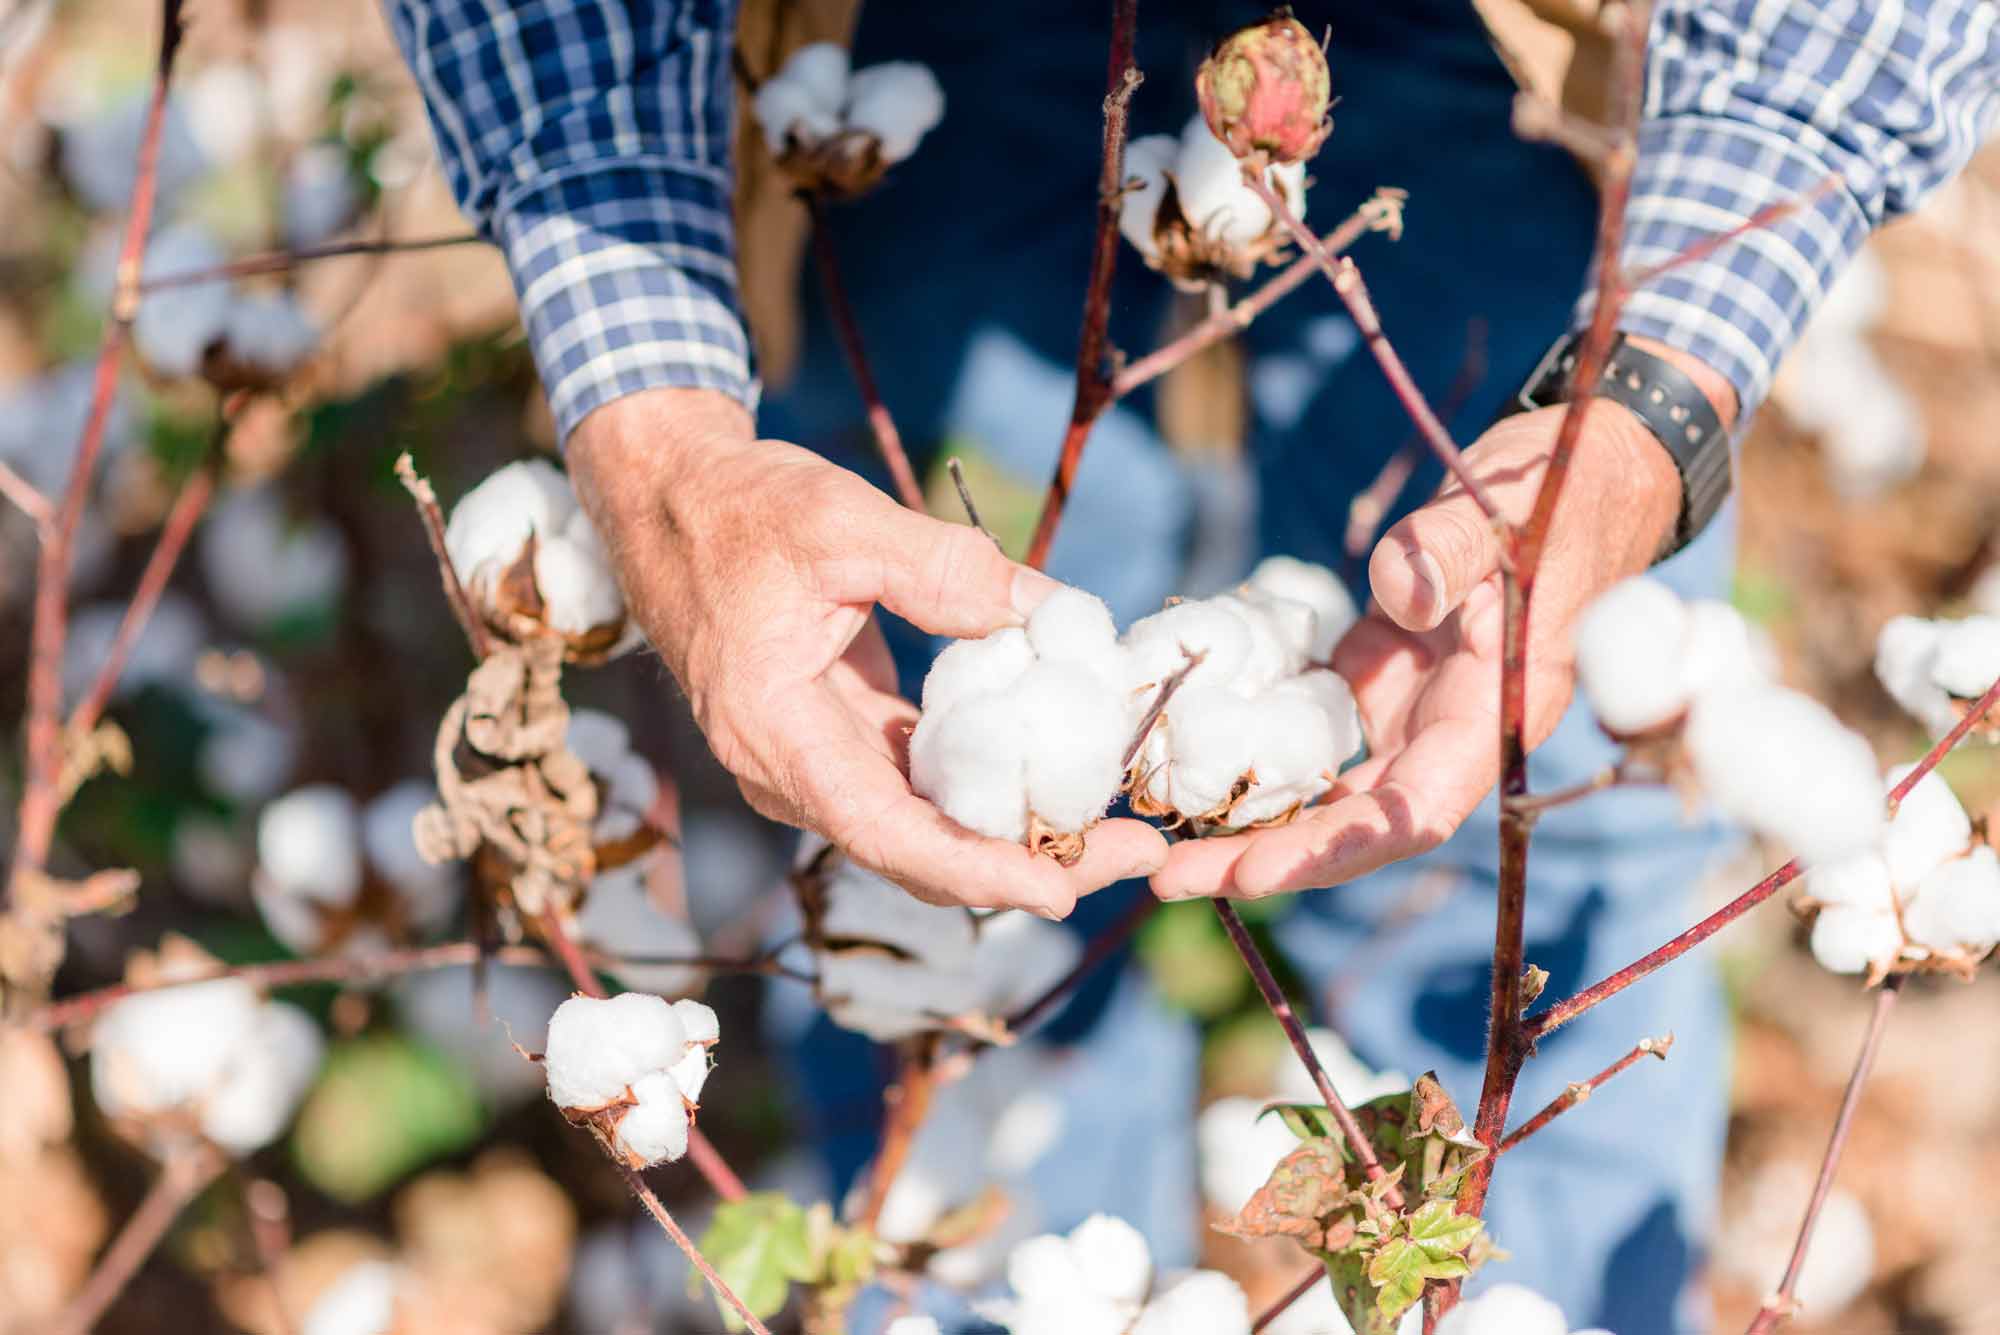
1624, 336, 1739, 431
567, 387, 755, 533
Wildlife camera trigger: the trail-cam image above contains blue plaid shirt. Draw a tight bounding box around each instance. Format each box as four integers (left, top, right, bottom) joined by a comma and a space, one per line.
389, 0, 2000, 443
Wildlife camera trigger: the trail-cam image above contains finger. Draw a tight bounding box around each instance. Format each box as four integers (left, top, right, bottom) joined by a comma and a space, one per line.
1226, 712, 1499, 897
1149, 828, 1253, 902
815, 501, 1061, 638
1369, 487, 1505, 633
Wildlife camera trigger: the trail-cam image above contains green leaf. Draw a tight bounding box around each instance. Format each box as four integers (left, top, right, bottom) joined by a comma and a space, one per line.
696, 1192, 815, 1330
1265, 1100, 1344, 1144
1365, 1238, 1428, 1325
1407, 1200, 1483, 1262
290, 1036, 483, 1202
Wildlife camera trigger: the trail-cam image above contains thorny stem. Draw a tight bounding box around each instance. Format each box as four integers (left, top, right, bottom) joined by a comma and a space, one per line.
6, 0, 187, 973
541, 910, 749, 1202
616, 1158, 774, 1335
1496, 1034, 1672, 1154
1744, 978, 1902, 1335
1244, 172, 1508, 531
1254, 1266, 1324, 1333
857, 1035, 941, 1232
44, 1145, 225, 1335
1110, 190, 1406, 399
137, 231, 484, 291
70, 462, 216, 740
1022, 0, 1141, 572
395, 453, 490, 659
806, 196, 926, 512
1529, 664, 2000, 1040
1213, 900, 1401, 1208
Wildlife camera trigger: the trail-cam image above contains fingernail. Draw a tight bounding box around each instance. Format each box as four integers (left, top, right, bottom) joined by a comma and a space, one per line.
1409, 551, 1445, 620
1011, 569, 1061, 621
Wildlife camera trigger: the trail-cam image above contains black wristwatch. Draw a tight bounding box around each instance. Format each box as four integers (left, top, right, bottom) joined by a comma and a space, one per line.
1507, 331, 1731, 559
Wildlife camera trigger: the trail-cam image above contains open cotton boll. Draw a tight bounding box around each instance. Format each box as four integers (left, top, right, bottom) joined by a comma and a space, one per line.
199, 485, 347, 631
1718, 1165, 1874, 1317
1025, 587, 1122, 678
1809, 904, 1902, 975
1573, 577, 1693, 735
301, 1259, 400, 1335
284, 142, 363, 249
443, 458, 574, 581
1130, 1270, 1251, 1335
1903, 845, 2000, 954
1680, 599, 1768, 697
964, 910, 1083, 1021
845, 62, 945, 162
1873, 615, 1955, 736
1119, 134, 1180, 261
919, 627, 1036, 718
816, 931, 979, 1041
1018, 663, 1133, 831
1684, 685, 1883, 866
198, 1001, 324, 1153
1804, 852, 1896, 912
91, 976, 263, 1122
542, 992, 688, 1112
577, 861, 703, 996
223, 291, 321, 377
196, 701, 298, 805
1123, 599, 1253, 697
1881, 764, 1971, 890
258, 785, 365, 906
1173, 116, 1276, 247
820, 854, 977, 962
1931, 614, 2000, 699
533, 531, 626, 636
1068, 1214, 1154, 1306
1246, 555, 1357, 661
612, 1070, 690, 1164
753, 76, 841, 154
1434, 1284, 1570, 1335
362, 780, 459, 930
444, 459, 633, 654
909, 694, 1034, 842
566, 709, 658, 842
780, 42, 852, 115
133, 225, 233, 378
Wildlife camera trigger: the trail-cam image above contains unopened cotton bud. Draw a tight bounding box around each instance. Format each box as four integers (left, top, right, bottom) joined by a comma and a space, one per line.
845, 62, 945, 163
1684, 685, 1883, 865
1131, 1271, 1251, 1335
1809, 903, 1902, 975
258, 784, 364, 906
1903, 844, 2000, 953
1882, 764, 1971, 890
1068, 1214, 1153, 1306
1195, 14, 1333, 164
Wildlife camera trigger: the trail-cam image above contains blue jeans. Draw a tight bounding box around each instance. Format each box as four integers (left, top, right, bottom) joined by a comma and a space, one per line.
761, 4, 1734, 1330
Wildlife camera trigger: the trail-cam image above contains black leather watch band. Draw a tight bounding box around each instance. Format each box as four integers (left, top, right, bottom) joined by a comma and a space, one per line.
1508, 332, 1731, 559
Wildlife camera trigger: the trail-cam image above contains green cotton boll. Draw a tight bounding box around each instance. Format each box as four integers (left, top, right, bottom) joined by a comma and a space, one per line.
289, 1034, 485, 1203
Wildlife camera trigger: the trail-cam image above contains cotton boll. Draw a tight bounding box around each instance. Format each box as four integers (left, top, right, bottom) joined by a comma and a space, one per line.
445, 460, 631, 647
1006, 1232, 1088, 1304
133, 226, 233, 378
1881, 765, 1971, 890
1068, 1214, 1153, 1306
1932, 615, 2000, 699
1150, 686, 1260, 817
1228, 595, 1308, 691
1270, 670, 1364, 768
223, 292, 321, 377
818, 951, 979, 1042
887, 1320, 943, 1335
196, 702, 297, 805
920, 628, 1036, 717
909, 691, 1033, 842
199, 486, 348, 631
965, 910, 1083, 1021
780, 43, 851, 115
1434, 1284, 1568, 1335
1684, 685, 1884, 866
542, 992, 688, 1112
533, 533, 625, 636
1809, 904, 1902, 975
1247, 556, 1357, 662
91, 977, 264, 1123
199, 1001, 324, 1153
1026, 587, 1121, 679
1124, 599, 1252, 697
1018, 662, 1131, 831
1173, 117, 1273, 247
1197, 1096, 1300, 1212
1573, 577, 1693, 735
301, 1260, 399, 1335
1119, 134, 1179, 260
997, 1296, 1133, 1335
363, 781, 459, 931
1803, 852, 1896, 912
1130, 1270, 1250, 1335
577, 861, 703, 996
612, 1071, 691, 1165
845, 61, 945, 162
443, 458, 574, 587
258, 785, 365, 906
1718, 1165, 1874, 1318
753, 76, 840, 154
1904, 845, 2000, 953
284, 142, 362, 249
1680, 599, 1767, 697
181, 63, 267, 167
1874, 615, 1954, 735
59, 92, 207, 213
821, 857, 977, 963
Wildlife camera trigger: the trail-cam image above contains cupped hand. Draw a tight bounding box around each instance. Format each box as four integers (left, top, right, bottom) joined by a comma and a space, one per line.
568, 388, 1169, 917
1151, 359, 1716, 900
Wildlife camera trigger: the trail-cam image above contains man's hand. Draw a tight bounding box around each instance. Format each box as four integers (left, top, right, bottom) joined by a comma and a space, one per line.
1153, 340, 1733, 901
567, 387, 1170, 917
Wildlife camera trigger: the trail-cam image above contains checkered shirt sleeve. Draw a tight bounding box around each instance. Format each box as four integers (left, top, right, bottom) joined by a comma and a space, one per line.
386, 0, 755, 443
1594, 0, 2000, 420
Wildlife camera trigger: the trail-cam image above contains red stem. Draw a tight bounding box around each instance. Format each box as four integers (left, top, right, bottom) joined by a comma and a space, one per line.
1213, 900, 1401, 1208
44, 1146, 224, 1335
807, 196, 926, 512
1253, 1266, 1324, 1333
1743, 978, 1901, 1335
1495, 1033, 1671, 1154
0, 460, 51, 528
1023, 0, 1141, 572
857, 1036, 940, 1231
617, 1159, 773, 1334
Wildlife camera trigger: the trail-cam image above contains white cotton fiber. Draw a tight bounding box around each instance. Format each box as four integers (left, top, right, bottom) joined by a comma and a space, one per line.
613, 1069, 690, 1164
199, 1001, 325, 1153
200, 485, 347, 631
1068, 1214, 1154, 1306
1129, 1270, 1251, 1335
445, 459, 631, 649
1903, 844, 2000, 954
1247, 555, 1358, 661
301, 1260, 399, 1335
1803, 852, 1896, 912
1932, 615, 2000, 699
780, 43, 851, 115
92, 976, 263, 1122
258, 784, 364, 906
1434, 1284, 1570, 1335
1119, 135, 1179, 261
1684, 685, 1883, 865
1874, 615, 1955, 736
844, 62, 945, 162
542, 992, 687, 1112
1881, 764, 1970, 891
1809, 904, 1903, 975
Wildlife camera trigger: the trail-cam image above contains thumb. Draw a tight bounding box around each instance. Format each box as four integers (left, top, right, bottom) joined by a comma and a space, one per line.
1369, 486, 1505, 632
825, 500, 1063, 638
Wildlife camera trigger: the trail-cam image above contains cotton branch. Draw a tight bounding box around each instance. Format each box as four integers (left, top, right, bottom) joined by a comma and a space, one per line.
0, 460, 51, 529
137, 231, 484, 292
1213, 900, 1402, 1208
1496, 1033, 1672, 1154
5, 0, 187, 995
616, 1158, 774, 1335
857, 1034, 942, 1232
1743, 979, 1901, 1335
807, 196, 926, 511
1254, 1265, 1325, 1333
1022, 0, 1142, 572
394, 452, 490, 659
44, 1145, 225, 1335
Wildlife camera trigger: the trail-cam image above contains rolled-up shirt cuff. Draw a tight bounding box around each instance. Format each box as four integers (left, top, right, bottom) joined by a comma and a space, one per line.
1578, 112, 1870, 425
496, 157, 758, 443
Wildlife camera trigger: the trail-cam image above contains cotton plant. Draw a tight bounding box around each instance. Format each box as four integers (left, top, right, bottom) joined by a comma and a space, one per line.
1874, 612, 2000, 739
574, 860, 704, 997
752, 42, 946, 195
1574, 577, 1883, 867
1800, 763, 2000, 979
1714, 1163, 1875, 1318
253, 782, 463, 957
199, 484, 349, 634
797, 846, 1082, 1042
442, 458, 641, 661
541, 992, 719, 1168
980, 1215, 1252, 1335
1118, 113, 1309, 290
89, 938, 325, 1157
1432, 1284, 1612, 1335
